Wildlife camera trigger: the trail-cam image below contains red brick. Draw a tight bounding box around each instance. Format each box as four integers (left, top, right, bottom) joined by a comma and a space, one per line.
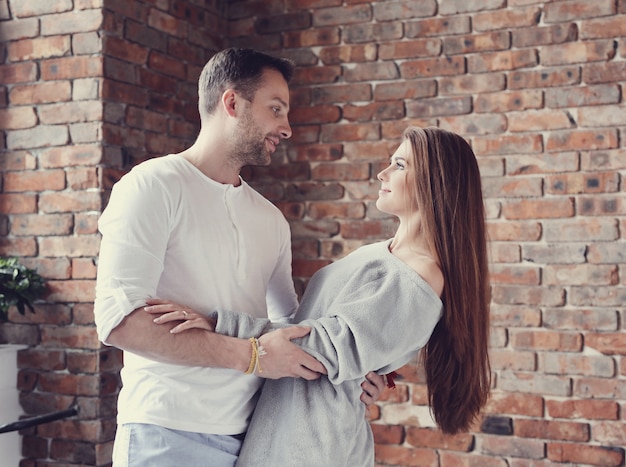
344, 141, 396, 161
475, 89, 543, 113
11, 214, 73, 236
374, 79, 436, 101
405, 15, 470, 38
67, 166, 99, 190
406, 427, 473, 450
544, 0, 616, 23
41, 9, 103, 35
45, 279, 97, 303
546, 84, 620, 108
147, 8, 186, 35
18, 348, 66, 371
344, 101, 404, 122
9, 81, 72, 104
444, 31, 510, 55
509, 66, 580, 89
0, 62, 37, 84
544, 264, 618, 286
469, 49, 538, 73
0, 106, 37, 130
439, 73, 505, 95
0, 17, 39, 41
541, 352, 615, 377
542, 40, 616, 67
313, 4, 371, 26
104, 35, 149, 64
502, 198, 575, 220
0, 193, 37, 213
582, 61, 626, 84
372, 1, 435, 21
480, 433, 546, 459
490, 264, 540, 285
581, 15, 626, 39
347, 63, 400, 84
284, 26, 340, 48
378, 39, 441, 60
308, 201, 365, 219
473, 133, 543, 155
515, 419, 589, 442
40, 56, 103, 80
400, 55, 465, 78
543, 218, 619, 242
485, 391, 544, 417
39, 235, 101, 257
474, 7, 541, 31
374, 444, 439, 467
592, 421, 626, 447
577, 192, 621, 215
4, 169, 66, 192
340, 219, 397, 239
512, 23, 578, 47
39, 101, 102, 125
492, 286, 565, 308
407, 95, 471, 118
289, 105, 340, 125
575, 377, 626, 399
548, 442, 624, 466
511, 330, 582, 352
345, 21, 403, 44
320, 122, 380, 143
508, 109, 574, 132
578, 104, 626, 127
311, 83, 371, 104
543, 308, 618, 331
487, 221, 541, 241
371, 424, 403, 445
585, 333, 626, 356
318, 44, 376, 64
546, 399, 619, 420
490, 349, 536, 371
39, 191, 102, 213
287, 143, 342, 163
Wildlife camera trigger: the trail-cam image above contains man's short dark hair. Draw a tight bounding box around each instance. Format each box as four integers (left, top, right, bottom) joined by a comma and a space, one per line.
198, 48, 295, 116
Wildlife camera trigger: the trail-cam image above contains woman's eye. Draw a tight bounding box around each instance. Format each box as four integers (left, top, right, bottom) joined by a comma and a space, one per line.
272, 107, 280, 116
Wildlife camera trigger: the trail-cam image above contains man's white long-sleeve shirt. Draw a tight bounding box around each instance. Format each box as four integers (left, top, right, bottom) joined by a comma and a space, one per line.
94, 154, 298, 435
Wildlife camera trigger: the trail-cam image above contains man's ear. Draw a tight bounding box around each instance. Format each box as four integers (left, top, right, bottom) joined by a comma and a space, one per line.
222, 89, 238, 117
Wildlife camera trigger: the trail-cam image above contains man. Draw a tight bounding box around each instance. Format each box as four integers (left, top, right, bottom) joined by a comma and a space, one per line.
94, 48, 383, 466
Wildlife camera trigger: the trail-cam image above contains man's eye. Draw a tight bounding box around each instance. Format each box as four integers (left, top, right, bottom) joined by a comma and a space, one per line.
272, 107, 280, 115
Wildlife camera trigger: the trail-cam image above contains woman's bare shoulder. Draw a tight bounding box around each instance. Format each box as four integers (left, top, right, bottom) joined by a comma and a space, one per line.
405, 255, 444, 297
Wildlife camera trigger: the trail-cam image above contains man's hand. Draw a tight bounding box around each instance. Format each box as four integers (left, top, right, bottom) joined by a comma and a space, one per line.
257, 327, 327, 380
360, 372, 386, 406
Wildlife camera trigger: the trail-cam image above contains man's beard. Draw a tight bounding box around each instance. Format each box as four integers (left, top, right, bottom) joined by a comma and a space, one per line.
231, 111, 271, 167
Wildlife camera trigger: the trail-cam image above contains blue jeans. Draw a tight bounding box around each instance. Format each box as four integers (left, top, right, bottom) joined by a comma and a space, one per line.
112, 423, 243, 467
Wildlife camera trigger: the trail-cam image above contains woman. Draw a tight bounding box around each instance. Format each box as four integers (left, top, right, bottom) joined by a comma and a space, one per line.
148, 126, 491, 466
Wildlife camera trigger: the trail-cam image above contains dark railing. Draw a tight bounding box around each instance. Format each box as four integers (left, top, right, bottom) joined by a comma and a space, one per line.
0, 407, 78, 434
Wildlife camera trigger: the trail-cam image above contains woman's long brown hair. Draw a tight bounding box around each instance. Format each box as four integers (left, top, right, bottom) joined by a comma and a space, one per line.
405, 126, 491, 434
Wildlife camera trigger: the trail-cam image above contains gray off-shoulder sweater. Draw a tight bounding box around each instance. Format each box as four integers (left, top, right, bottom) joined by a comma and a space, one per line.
211, 240, 443, 467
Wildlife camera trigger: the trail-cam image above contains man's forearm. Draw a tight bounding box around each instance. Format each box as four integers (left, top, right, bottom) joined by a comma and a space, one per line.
107, 306, 250, 372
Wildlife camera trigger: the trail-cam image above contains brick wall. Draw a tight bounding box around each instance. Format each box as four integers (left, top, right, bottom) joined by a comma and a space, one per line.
1, 0, 625, 465
0, 0, 225, 464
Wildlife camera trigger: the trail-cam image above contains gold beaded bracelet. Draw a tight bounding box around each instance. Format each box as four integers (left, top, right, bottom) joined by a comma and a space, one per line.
244, 337, 266, 375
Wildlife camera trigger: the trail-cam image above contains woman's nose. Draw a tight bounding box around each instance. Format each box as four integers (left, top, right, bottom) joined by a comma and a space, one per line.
377, 167, 387, 181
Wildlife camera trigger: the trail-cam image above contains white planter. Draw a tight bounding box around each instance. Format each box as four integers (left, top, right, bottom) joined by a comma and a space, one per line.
0, 344, 27, 467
